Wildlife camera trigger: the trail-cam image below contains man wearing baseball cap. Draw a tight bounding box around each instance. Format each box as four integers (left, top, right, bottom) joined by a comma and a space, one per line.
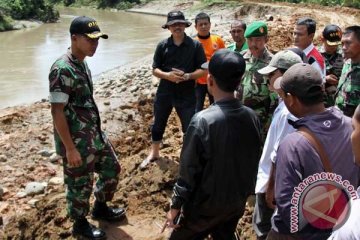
253, 50, 302, 240
238, 21, 273, 138
163, 49, 262, 239
49, 16, 125, 240
319, 24, 344, 107
268, 63, 360, 239
140, 11, 206, 169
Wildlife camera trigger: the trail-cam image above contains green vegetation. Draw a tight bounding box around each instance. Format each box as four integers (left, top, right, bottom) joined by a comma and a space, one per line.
48, 0, 141, 9
272, 0, 360, 8
0, 0, 59, 31
0, 0, 59, 22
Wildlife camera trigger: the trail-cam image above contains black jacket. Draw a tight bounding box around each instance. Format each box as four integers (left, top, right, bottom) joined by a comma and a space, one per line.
171, 99, 262, 216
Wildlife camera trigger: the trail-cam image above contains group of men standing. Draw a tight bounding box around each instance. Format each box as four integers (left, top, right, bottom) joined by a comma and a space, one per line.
48, 7, 360, 240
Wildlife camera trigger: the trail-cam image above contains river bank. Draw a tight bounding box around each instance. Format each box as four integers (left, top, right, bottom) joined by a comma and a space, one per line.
1, 1, 359, 239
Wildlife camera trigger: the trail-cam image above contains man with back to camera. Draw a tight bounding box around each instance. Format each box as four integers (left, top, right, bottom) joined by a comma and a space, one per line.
227, 20, 248, 53
193, 12, 225, 112
319, 24, 344, 107
335, 25, 360, 117
293, 17, 326, 80
140, 10, 206, 169
268, 63, 360, 240
162, 49, 262, 239
252, 50, 303, 240
49, 16, 125, 240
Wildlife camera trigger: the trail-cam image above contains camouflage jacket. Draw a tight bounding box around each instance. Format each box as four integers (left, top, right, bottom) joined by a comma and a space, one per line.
318, 46, 344, 79
49, 50, 107, 157
335, 60, 360, 117
239, 48, 273, 129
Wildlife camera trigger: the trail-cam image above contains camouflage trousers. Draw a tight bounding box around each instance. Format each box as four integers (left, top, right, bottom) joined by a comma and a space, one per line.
62, 142, 121, 219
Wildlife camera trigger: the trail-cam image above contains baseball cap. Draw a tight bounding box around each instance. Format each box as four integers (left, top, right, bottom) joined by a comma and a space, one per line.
70, 16, 108, 39
244, 21, 267, 38
322, 24, 342, 46
201, 49, 245, 84
274, 63, 323, 97
258, 50, 302, 75
162, 11, 192, 29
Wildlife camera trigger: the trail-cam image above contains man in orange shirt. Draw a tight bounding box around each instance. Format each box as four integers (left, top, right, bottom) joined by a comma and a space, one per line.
194, 12, 225, 112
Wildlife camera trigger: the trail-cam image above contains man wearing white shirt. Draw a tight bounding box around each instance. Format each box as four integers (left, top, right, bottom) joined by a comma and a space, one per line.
294, 17, 326, 80
253, 50, 302, 240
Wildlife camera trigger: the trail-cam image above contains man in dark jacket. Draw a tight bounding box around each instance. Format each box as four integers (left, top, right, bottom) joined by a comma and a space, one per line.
162, 49, 262, 239
269, 63, 360, 240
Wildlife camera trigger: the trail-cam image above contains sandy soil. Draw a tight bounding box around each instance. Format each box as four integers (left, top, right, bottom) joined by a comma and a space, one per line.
0, 1, 359, 239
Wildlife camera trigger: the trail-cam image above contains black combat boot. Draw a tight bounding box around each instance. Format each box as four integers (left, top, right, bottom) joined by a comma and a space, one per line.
92, 201, 126, 222
72, 217, 106, 240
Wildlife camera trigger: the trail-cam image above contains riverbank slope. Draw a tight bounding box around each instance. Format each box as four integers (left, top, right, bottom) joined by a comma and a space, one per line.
1, 1, 359, 239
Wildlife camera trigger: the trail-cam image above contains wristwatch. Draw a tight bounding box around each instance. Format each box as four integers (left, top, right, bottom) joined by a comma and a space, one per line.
183, 73, 190, 81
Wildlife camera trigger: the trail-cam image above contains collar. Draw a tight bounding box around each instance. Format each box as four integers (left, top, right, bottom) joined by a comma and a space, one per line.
66, 48, 82, 65
168, 33, 189, 46
197, 33, 210, 39
303, 43, 314, 56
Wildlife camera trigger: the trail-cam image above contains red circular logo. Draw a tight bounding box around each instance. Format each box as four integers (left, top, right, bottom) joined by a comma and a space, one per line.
300, 181, 350, 230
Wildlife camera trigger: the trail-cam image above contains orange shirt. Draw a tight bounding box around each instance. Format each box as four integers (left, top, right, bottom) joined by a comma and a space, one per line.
195, 34, 225, 84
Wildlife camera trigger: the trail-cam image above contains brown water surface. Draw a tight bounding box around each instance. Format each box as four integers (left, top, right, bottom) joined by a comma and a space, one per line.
0, 7, 168, 109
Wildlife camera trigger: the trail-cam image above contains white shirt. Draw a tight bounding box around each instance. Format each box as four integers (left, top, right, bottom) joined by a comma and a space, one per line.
255, 100, 297, 193
328, 188, 360, 240
303, 43, 326, 81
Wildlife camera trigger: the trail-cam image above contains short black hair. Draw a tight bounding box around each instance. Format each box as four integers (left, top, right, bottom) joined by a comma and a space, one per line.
195, 12, 210, 25
344, 25, 360, 42
296, 88, 324, 106
230, 20, 246, 31
296, 17, 316, 35
213, 74, 243, 93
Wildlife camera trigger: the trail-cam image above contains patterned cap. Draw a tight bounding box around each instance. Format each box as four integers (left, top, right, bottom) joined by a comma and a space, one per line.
244, 21, 267, 38
70, 16, 108, 39
323, 24, 342, 46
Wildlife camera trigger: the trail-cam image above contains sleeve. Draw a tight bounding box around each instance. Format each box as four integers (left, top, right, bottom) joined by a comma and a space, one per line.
171, 116, 205, 209
152, 41, 164, 69
194, 41, 207, 69
48, 66, 73, 104
270, 113, 296, 163
217, 36, 225, 49
275, 132, 319, 229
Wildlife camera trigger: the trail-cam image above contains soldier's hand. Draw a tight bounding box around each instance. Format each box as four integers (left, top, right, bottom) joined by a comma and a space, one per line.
66, 148, 82, 168
326, 74, 338, 85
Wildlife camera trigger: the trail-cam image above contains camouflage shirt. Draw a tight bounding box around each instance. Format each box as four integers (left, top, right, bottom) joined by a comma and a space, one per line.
240, 48, 273, 130
49, 50, 106, 157
318, 46, 344, 79
335, 60, 360, 117
319, 46, 344, 107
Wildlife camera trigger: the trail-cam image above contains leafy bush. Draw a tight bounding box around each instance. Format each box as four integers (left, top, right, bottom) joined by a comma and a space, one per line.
0, 0, 59, 22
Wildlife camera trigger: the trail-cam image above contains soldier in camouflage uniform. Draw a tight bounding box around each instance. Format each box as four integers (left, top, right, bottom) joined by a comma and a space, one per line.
335, 25, 360, 117
319, 24, 344, 107
49, 16, 125, 240
237, 21, 273, 136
